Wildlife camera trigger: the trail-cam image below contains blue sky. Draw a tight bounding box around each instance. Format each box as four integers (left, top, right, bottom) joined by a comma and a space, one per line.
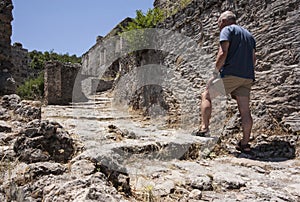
11, 0, 154, 56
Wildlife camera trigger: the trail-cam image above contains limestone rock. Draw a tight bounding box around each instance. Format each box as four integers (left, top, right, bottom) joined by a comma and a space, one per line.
189, 175, 213, 191
213, 172, 246, 190
188, 189, 202, 200
0, 106, 10, 120
23, 162, 66, 182
71, 159, 95, 176
42, 173, 128, 202
13, 120, 76, 163
14, 100, 41, 121
1, 94, 20, 110
0, 120, 11, 132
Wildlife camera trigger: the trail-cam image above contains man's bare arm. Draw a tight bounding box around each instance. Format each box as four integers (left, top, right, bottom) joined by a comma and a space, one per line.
253, 49, 256, 66
215, 41, 230, 72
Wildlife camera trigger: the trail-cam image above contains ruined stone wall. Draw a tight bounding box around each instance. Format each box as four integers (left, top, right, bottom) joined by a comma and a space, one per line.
81, 18, 133, 94
115, 0, 300, 133
82, 0, 299, 133
0, 0, 37, 94
44, 61, 61, 104
0, 0, 15, 94
11, 42, 31, 87
44, 61, 81, 105
82, 18, 132, 76
61, 63, 82, 103
0, 0, 13, 72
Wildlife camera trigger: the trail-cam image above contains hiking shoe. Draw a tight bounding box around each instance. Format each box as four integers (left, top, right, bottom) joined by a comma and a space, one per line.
236, 141, 251, 154
191, 129, 210, 137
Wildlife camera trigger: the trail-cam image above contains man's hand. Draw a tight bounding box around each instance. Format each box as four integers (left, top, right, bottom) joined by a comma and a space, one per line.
206, 71, 219, 89
206, 76, 217, 89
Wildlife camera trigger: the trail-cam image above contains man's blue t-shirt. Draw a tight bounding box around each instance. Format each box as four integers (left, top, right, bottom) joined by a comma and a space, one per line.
219, 24, 256, 80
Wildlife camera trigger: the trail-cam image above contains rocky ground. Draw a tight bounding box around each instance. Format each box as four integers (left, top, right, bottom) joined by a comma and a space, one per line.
0, 93, 299, 201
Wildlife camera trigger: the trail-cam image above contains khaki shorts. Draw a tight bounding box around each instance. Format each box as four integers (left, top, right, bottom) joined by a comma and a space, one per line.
208, 75, 253, 98
222, 75, 253, 97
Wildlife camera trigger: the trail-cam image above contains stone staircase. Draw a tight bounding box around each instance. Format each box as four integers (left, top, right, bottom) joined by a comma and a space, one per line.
41, 91, 224, 199
42, 91, 218, 170
41, 90, 300, 201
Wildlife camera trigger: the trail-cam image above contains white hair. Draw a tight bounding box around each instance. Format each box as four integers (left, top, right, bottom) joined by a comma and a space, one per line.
219, 11, 236, 23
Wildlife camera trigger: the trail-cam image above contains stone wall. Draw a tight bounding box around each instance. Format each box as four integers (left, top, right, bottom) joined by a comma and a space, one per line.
0, 0, 37, 94
154, 0, 180, 10
81, 18, 133, 94
127, 0, 299, 133
81, 18, 132, 75
11, 42, 32, 87
82, 0, 299, 133
44, 61, 81, 105
0, 0, 15, 94
153, 0, 300, 131
0, 0, 13, 72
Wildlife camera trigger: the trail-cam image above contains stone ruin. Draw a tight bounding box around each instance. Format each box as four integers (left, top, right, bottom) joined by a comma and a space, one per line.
44, 61, 82, 105
0, 0, 35, 94
11, 43, 32, 85
1, 0, 298, 133
0, 0, 15, 94
81, 0, 300, 133
0, 0, 83, 105
0, 0, 299, 201
0, 0, 13, 73
81, 17, 133, 95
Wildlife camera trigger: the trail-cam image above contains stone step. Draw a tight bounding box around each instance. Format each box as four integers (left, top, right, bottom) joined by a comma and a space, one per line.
43, 91, 219, 170
44, 115, 140, 121
43, 108, 136, 118
75, 130, 217, 173
43, 105, 114, 110
44, 106, 117, 112
71, 101, 112, 105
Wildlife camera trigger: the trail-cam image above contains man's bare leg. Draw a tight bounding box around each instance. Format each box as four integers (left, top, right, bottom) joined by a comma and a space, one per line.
200, 90, 212, 131
236, 96, 253, 145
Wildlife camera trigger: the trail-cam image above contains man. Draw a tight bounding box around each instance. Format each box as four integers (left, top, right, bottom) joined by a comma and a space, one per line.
196, 11, 256, 153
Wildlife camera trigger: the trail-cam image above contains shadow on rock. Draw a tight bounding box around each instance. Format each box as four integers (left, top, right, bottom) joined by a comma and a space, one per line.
235, 140, 296, 162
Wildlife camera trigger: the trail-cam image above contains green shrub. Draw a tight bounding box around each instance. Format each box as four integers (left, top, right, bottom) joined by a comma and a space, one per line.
119, 1, 193, 51
29, 50, 81, 70
119, 8, 165, 51
121, 8, 165, 32
18, 50, 81, 100
17, 73, 44, 100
